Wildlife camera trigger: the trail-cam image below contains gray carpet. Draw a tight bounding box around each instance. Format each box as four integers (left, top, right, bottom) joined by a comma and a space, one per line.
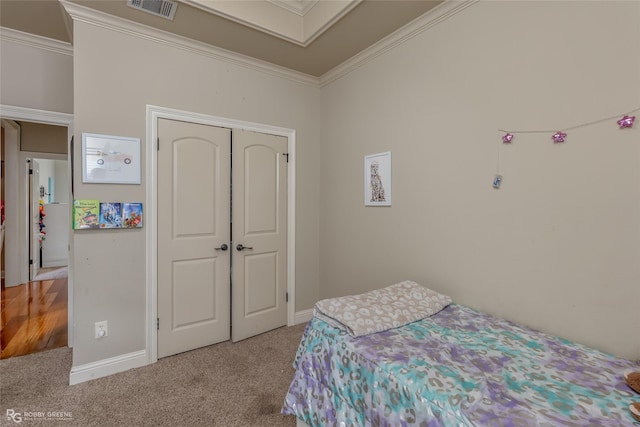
0, 324, 307, 426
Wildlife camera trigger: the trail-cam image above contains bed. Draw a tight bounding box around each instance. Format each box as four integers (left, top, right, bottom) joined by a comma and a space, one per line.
282, 282, 640, 426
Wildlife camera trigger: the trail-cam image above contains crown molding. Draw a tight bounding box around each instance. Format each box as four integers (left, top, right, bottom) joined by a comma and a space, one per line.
185, 0, 359, 47
0, 27, 73, 56
303, 0, 361, 47
319, 0, 478, 87
37, 0, 476, 89
59, 0, 320, 88
183, 0, 306, 46
0, 104, 74, 125
268, 0, 319, 17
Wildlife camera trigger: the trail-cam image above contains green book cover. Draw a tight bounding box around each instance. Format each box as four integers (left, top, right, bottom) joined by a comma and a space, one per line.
73, 199, 100, 229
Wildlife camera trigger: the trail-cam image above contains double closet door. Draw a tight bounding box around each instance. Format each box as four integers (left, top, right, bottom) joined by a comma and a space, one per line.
157, 118, 287, 358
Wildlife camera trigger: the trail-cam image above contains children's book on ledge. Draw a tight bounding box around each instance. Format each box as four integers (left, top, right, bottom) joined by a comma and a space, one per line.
73, 200, 143, 229
73, 199, 100, 229
99, 202, 123, 228
122, 202, 143, 228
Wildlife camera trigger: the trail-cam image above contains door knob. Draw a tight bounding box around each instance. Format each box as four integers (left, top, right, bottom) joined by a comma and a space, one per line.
236, 244, 253, 251
214, 243, 228, 251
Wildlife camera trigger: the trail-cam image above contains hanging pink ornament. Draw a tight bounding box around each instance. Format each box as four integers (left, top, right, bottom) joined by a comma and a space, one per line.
502, 133, 514, 143
617, 115, 635, 129
552, 131, 567, 143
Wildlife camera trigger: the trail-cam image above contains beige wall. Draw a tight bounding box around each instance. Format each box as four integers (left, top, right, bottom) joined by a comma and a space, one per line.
19, 121, 68, 154
0, 37, 72, 286
320, 1, 640, 359
0, 37, 73, 113
71, 21, 321, 366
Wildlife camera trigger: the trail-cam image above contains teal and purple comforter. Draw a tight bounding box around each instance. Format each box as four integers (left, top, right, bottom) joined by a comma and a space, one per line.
282, 304, 640, 426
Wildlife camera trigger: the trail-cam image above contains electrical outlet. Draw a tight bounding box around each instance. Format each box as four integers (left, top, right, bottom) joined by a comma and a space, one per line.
95, 321, 108, 339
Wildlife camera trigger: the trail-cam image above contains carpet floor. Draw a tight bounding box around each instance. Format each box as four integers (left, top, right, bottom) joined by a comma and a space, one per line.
0, 323, 307, 426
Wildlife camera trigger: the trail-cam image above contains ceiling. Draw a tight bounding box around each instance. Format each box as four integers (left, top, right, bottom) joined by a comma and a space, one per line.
0, 0, 443, 77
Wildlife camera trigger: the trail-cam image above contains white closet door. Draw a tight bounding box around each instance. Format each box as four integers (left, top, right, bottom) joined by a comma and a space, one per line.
157, 119, 231, 358
231, 130, 288, 342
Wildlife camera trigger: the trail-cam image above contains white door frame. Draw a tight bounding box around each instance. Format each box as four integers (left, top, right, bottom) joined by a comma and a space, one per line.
146, 105, 296, 364
0, 104, 75, 348
1, 118, 21, 286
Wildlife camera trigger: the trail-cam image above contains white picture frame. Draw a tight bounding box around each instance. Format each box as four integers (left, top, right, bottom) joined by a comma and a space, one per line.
82, 133, 141, 184
364, 151, 391, 206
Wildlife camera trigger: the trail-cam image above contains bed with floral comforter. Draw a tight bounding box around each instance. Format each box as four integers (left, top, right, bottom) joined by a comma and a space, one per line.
282, 303, 640, 426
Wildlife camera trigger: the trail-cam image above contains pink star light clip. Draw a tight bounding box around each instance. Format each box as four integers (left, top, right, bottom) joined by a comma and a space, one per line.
502, 133, 514, 143
552, 131, 567, 143
617, 115, 635, 129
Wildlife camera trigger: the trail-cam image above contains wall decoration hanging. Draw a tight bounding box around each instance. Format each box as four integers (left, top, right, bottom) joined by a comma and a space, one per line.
38, 199, 46, 244
498, 107, 638, 146
492, 175, 503, 189
364, 151, 392, 206
493, 106, 638, 188
82, 133, 141, 184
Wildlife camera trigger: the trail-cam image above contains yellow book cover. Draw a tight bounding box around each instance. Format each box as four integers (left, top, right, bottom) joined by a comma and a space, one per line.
73, 199, 100, 229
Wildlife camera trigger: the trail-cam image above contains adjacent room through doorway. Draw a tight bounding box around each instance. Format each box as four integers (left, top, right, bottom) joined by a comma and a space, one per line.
0, 120, 71, 359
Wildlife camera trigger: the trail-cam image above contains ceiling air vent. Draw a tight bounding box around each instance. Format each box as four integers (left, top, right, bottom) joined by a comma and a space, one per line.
126, 0, 178, 21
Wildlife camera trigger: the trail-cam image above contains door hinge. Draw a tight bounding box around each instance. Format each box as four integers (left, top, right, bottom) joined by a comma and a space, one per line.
29, 168, 33, 175
283, 153, 289, 163
286, 292, 289, 303
157, 137, 160, 151
29, 259, 33, 265
156, 318, 160, 330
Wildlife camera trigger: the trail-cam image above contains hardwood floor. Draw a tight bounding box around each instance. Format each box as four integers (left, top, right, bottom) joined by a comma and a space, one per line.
0, 277, 68, 359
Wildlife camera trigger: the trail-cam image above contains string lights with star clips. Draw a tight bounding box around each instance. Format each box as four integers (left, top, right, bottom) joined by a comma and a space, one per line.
493, 107, 638, 189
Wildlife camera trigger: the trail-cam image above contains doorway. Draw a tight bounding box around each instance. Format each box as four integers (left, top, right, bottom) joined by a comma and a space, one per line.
1, 119, 71, 286
28, 157, 70, 282
146, 105, 296, 363
0, 108, 74, 355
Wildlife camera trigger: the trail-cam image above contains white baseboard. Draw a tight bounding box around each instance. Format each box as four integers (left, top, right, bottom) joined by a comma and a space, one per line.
42, 261, 67, 268
294, 308, 313, 325
70, 312, 311, 385
69, 350, 147, 385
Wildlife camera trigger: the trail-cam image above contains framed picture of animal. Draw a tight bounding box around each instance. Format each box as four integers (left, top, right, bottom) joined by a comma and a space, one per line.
364, 151, 391, 206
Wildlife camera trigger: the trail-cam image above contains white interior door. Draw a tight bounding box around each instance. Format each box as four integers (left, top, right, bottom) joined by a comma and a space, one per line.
157, 119, 231, 358
29, 159, 40, 280
231, 130, 288, 342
